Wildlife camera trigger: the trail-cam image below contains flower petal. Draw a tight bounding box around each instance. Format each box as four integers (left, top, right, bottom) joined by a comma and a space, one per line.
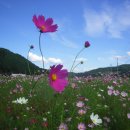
57, 69, 68, 79
50, 79, 68, 92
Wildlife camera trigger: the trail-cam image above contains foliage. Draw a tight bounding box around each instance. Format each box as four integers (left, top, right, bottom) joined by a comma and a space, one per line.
0, 48, 42, 75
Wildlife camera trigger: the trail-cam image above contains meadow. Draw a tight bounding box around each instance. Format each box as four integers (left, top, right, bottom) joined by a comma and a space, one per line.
0, 73, 130, 130
1, 14, 130, 130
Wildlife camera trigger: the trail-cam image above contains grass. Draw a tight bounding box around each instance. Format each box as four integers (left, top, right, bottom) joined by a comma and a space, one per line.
0, 74, 130, 130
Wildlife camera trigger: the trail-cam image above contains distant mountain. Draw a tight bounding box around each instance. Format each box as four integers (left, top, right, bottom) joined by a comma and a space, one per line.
0, 48, 42, 75
76, 64, 130, 77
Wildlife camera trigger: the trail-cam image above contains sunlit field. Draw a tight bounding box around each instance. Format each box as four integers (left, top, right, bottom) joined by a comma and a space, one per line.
0, 73, 130, 130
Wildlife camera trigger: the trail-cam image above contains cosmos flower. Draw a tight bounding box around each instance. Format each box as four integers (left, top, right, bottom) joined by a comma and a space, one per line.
127, 113, 130, 119
78, 123, 86, 130
32, 15, 58, 33
58, 123, 68, 130
84, 41, 90, 48
48, 64, 68, 93
78, 109, 86, 115
90, 113, 102, 125
108, 89, 113, 96
12, 97, 28, 104
76, 101, 85, 108
121, 91, 128, 97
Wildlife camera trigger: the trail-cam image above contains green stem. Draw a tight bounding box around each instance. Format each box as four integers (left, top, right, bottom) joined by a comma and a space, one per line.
27, 48, 31, 75
71, 62, 81, 72
39, 32, 44, 70
70, 47, 85, 73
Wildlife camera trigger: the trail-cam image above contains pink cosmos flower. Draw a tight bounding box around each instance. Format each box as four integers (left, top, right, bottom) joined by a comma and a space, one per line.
78, 123, 86, 130
78, 109, 86, 115
58, 123, 68, 130
76, 101, 85, 108
48, 64, 68, 93
127, 113, 130, 119
108, 89, 113, 96
32, 15, 58, 33
121, 91, 128, 97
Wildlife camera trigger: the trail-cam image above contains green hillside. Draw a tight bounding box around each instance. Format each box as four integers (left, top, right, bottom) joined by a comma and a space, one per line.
76, 64, 130, 77
0, 48, 41, 75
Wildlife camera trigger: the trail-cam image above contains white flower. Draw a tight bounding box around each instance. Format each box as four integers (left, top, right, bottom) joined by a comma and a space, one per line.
107, 86, 113, 90
90, 113, 102, 125
12, 97, 28, 104
43, 117, 47, 121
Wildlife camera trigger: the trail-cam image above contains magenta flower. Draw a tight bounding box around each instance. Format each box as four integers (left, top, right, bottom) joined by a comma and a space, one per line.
32, 15, 58, 33
84, 41, 90, 48
48, 64, 68, 93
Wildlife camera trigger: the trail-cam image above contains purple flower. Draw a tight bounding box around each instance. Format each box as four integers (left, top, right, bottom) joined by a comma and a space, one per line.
30, 45, 34, 49
121, 91, 128, 97
48, 64, 68, 93
58, 123, 68, 130
84, 41, 90, 48
108, 89, 113, 96
76, 101, 85, 108
127, 113, 130, 119
33, 15, 58, 33
78, 123, 86, 130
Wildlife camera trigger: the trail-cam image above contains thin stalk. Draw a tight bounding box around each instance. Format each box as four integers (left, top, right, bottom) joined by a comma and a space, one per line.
70, 47, 85, 73
39, 32, 44, 70
27, 48, 31, 75
71, 62, 81, 72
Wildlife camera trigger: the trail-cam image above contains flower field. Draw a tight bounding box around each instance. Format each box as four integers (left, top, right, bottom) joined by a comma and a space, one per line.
0, 74, 130, 130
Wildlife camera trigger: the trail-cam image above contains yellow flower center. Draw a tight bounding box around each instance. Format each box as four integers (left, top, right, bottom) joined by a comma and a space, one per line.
41, 25, 46, 31
52, 74, 57, 81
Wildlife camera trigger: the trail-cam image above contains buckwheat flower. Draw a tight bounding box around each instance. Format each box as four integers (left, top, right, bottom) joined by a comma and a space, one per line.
76, 101, 84, 108
49, 64, 68, 93
33, 15, 58, 33
78, 123, 86, 130
58, 123, 68, 130
12, 97, 28, 104
90, 113, 102, 125
127, 113, 130, 119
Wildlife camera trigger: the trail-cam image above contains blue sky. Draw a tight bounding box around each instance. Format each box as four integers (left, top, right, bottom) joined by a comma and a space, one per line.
0, 0, 130, 72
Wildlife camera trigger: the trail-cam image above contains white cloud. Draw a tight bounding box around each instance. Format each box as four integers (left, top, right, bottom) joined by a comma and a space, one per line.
49, 33, 78, 49
29, 52, 42, 62
48, 58, 63, 64
28, 52, 63, 64
127, 52, 130, 56
84, 1, 130, 38
112, 55, 127, 60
